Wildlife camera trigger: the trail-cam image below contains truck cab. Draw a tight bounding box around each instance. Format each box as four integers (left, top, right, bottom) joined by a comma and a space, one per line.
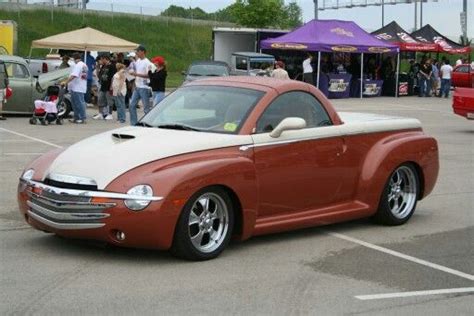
452, 64, 474, 88
231, 52, 275, 76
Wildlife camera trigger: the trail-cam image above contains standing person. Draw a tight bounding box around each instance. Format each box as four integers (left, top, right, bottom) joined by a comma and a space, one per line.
271, 61, 290, 80
129, 45, 152, 125
85, 52, 96, 104
455, 57, 463, 66
431, 59, 440, 96
418, 59, 432, 97
439, 59, 453, 98
302, 53, 313, 84
59, 55, 70, 69
94, 53, 116, 120
64, 53, 88, 124
112, 63, 127, 123
125, 52, 137, 107
149, 56, 167, 107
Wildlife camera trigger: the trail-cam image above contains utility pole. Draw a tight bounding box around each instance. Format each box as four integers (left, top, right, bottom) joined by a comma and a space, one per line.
420, 0, 423, 28
314, 0, 318, 20
414, 0, 418, 31
382, 0, 385, 27
462, 0, 468, 41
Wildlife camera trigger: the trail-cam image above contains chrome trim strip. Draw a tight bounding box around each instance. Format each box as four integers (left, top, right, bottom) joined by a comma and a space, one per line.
27, 201, 110, 221
21, 179, 163, 201
27, 210, 105, 230
27, 191, 116, 208
48, 173, 97, 186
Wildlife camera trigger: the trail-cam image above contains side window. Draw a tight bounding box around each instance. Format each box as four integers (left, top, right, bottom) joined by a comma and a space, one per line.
455, 66, 469, 73
5, 62, 29, 79
256, 91, 332, 133
235, 57, 248, 71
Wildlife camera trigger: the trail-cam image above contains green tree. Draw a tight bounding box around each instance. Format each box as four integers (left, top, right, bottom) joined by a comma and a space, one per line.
230, 0, 302, 29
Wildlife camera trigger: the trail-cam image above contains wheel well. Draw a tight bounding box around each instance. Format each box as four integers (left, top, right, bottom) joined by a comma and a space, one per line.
407, 161, 425, 200
213, 185, 243, 238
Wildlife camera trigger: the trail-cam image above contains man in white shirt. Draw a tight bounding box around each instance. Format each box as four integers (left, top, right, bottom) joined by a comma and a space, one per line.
65, 52, 88, 123
455, 57, 463, 66
439, 59, 453, 98
302, 53, 313, 85
128, 45, 152, 125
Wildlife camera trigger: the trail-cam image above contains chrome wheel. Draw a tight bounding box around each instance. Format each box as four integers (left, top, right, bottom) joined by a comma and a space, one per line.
188, 192, 229, 253
387, 166, 417, 219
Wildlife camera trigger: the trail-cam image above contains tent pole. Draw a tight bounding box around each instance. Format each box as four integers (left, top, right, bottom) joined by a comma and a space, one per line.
395, 52, 400, 98
360, 53, 364, 99
84, 49, 87, 62
27, 47, 33, 61
317, 51, 321, 89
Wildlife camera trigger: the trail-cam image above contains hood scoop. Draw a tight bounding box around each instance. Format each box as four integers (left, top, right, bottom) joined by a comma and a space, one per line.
112, 133, 136, 141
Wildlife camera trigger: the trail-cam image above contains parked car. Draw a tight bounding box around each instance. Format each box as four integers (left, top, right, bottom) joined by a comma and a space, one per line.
231, 52, 275, 76
182, 61, 231, 84
0, 55, 72, 116
28, 54, 73, 77
0, 60, 9, 114
18, 77, 439, 260
452, 87, 474, 120
451, 64, 474, 88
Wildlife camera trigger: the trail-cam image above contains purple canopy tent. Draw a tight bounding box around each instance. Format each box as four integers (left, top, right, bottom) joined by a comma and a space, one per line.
261, 20, 400, 98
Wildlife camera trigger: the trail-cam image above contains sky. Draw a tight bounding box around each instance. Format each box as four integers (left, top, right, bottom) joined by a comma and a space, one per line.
85, 0, 472, 39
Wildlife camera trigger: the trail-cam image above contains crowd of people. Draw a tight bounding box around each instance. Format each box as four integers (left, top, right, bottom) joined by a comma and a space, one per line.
408, 56, 464, 98
62, 44, 167, 125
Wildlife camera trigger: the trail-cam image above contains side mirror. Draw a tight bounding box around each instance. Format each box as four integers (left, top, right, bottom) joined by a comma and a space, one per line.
270, 117, 306, 138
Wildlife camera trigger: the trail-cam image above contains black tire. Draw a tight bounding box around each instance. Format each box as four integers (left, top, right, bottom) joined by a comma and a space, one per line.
58, 98, 72, 119
171, 187, 234, 261
29, 117, 37, 125
373, 163, 420, 226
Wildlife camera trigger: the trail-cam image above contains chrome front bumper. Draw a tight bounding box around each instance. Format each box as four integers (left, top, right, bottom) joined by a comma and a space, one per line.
21, 179, 163, 230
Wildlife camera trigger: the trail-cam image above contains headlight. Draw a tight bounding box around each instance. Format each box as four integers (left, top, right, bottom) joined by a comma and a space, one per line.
124, 185, 153, 211
22, 169, 35, 181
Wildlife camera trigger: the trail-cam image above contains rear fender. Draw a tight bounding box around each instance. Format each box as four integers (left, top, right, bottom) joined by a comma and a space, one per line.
356, 131, 438, 214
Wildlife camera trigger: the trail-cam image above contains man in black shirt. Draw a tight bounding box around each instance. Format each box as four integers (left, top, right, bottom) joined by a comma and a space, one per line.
419, 59, 433, 97
94, 53, 116, 120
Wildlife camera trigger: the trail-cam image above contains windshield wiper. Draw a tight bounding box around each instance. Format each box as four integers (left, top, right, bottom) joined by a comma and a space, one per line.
188, 73, 203, 76
206, 74, 223, 76
157, 124, 201, 131
135, 122, 153, 127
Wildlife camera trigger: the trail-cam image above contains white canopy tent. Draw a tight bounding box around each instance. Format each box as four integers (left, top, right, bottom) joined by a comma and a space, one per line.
30, 27, 138, 56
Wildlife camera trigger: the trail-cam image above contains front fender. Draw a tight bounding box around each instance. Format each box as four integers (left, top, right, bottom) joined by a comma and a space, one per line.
356, 131, 439, 214
105, 146, 257, 250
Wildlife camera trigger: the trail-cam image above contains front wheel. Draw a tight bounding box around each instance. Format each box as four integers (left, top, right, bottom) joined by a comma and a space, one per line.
171, 187, 234, 261
373, 163, 419, 225
57, 98, 72, 119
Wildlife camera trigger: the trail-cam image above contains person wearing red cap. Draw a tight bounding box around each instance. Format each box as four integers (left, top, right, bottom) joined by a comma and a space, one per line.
148, 56, 167, 107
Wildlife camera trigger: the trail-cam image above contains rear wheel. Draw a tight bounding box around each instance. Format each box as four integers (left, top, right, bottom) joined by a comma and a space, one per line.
171, 187, 234, 261
373, 163, 419, 225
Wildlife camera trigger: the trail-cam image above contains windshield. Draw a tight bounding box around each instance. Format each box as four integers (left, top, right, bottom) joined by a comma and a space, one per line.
188, 64, 229, 76
249, 59, 275, 71
140, 86, 264, 134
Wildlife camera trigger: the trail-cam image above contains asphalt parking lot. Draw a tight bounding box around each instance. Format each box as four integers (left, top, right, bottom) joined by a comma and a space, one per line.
0, 96, 473, 315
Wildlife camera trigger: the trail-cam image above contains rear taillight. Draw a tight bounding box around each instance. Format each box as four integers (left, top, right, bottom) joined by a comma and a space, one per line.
42, 62, 48, 73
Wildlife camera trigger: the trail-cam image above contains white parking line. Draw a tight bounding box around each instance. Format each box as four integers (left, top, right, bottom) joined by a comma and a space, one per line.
355, 287, 474, 300
327, 232, 474, 281
3, 153, 45, 156
0, 127, 62, 148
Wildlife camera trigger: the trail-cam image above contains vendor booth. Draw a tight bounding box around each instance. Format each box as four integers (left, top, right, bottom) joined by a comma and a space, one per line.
411, 24, 471, 55
260, 19, 399, 98
372, 21, 439, 96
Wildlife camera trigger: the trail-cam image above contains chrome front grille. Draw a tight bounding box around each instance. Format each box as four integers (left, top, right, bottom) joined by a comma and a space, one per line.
26, 190, 114, 230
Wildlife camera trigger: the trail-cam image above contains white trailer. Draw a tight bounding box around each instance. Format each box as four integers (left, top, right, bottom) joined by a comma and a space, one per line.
212, 27, 287, 66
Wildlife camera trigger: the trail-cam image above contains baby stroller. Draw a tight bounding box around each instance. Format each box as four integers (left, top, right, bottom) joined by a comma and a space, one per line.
29, 85, 65, 125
